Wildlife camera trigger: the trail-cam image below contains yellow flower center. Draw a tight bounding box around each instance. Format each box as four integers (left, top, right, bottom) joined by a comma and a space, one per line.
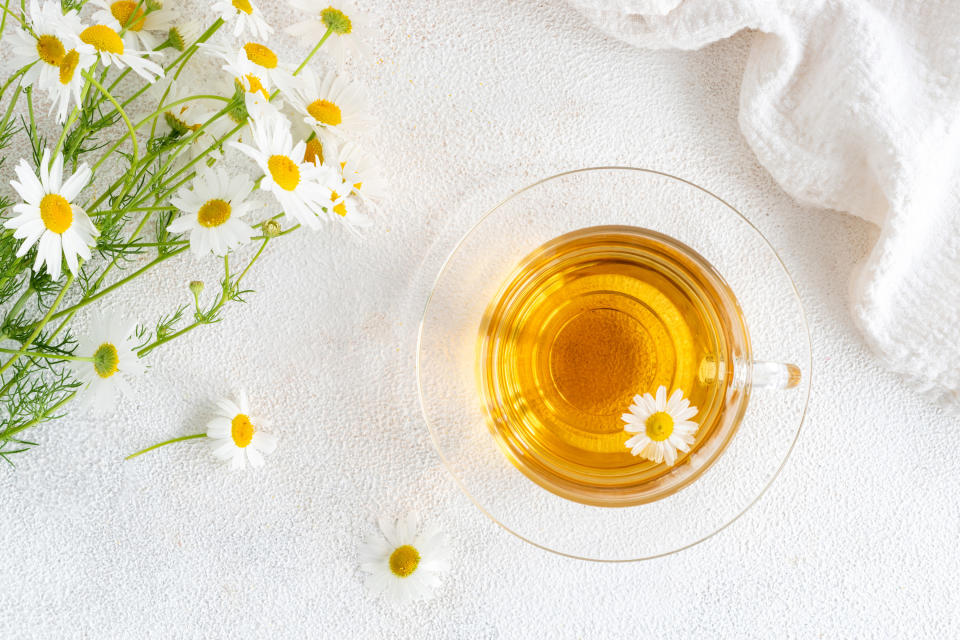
110, 1, 146, 31
235, 73, 269, 101
232, 0, 253, 14
321, 7, 352, 35
303, 138, 324, 165
268, 155, 300, 191
329, 191, 347, 217
93, 343, 120, 379
230, 413, 254, 448
196, 199, 232, 227
80, 25, 125, 55
645, 411, 674, 442
388, 545, 420, 578
39, 193, 73, 234
307, 99, 342, 126
59, 49, 80, 85
243, 42, 277, 69
36, 34, 65, 66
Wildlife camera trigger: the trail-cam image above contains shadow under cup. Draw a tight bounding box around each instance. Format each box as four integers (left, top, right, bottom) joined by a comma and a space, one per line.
477, 226, 755, 507
418, 167, 810, 560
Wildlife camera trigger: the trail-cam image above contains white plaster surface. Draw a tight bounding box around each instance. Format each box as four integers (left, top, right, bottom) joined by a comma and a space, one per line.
1, 0, 958, 638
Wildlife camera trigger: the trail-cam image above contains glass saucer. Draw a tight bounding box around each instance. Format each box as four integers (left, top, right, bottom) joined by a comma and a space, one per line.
417, 168, 811, 561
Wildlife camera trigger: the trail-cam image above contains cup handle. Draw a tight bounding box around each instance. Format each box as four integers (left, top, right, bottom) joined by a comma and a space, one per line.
752, 361, 802, 390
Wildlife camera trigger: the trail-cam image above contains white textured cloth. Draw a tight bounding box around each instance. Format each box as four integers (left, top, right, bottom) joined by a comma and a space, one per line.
570, 0, 960, 410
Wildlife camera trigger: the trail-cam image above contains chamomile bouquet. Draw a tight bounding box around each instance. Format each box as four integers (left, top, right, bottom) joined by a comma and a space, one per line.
0, 0, 385, 461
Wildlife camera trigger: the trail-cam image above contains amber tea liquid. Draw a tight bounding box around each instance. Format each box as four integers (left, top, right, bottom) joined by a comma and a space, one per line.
478, 226, 748, 506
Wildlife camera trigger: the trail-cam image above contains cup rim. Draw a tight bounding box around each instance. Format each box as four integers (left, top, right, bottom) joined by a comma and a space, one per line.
416, 166, 812, 561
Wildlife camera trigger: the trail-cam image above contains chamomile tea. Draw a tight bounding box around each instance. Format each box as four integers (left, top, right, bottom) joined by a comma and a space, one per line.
477, 226, 751, 506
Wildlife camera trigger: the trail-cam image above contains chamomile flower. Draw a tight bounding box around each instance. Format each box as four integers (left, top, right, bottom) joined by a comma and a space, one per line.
90, 0, 180, 51
212, 0, 273, 40
158, 83, 221, 158
279, 69, 376, 140
79, 22, 164, 81
326, 179, 370, 234
72, 313, 145, 412
359, 513, 451, 607
622, 386, 700, 466
203, 41, 287, 101
168, 166, 256, 257
4, 149, 99, 280
230, 108, 339, 229
48, 46, 98, 123
166, 19, 203, 53
7, 0, 90, 93
337, 141, 388, 204
286, 0, 369, 68
206, 392, 278, 470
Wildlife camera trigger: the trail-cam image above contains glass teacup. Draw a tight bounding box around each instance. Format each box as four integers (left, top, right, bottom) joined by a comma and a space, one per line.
418, 168, 810, 560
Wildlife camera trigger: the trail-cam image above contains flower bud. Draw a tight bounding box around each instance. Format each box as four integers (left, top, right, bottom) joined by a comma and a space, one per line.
262, 220, 282, 238
189, 280, 204, 296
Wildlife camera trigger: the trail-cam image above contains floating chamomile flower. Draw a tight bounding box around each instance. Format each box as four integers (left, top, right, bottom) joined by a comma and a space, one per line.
79, 22, 164, 81
286, 0, 369, 68
4, 149, 99, 280
360, 513, 451, 607
206, 392, 277, 470
90, 0, 180, 51
168, 166, 256, 257
7, 0, 90, 94
212, 0, 273, 41
279, 70, 376, 140
230, 107, 339, 229
337, 141, 389, 204
72, 313, 145, 413
622, 386, 699, 466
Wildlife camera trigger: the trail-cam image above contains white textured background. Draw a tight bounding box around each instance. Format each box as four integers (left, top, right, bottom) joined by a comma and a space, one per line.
2, 0, 959, 638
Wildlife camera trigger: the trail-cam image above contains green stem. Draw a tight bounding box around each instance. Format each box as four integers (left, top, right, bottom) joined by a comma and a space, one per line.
235, 238, 268, 286
0, 63, 31, 102
294, 28, 333, 76
0, 0, 25, 36
25, 85, 36, 142
136, 321, 201, 357
0, 391, 76, 442
0, 273, 74, 377
92, 94, 230, 173
125, 433, 205, 460
47, 246, 188, 324
4, 285, 35, 325
83, 71, 139, 172
51, 80, 92, 163
117, 18, 224, 110
90, 205, 176, 217
0, 347, 93, 363
147, 121, 244, 202
136, 236, 271, 358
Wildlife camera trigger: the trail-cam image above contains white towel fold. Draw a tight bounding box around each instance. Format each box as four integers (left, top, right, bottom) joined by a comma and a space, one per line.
570, 0, 960, 411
